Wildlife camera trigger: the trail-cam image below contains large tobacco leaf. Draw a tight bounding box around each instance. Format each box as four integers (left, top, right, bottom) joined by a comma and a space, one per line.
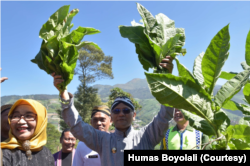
214, 69, 250, 108
31, 5, 101, 91
193, 52, 205, 86
181, 109, 216, 136
175, 58, 198, 84
243, 82, 250, 104
119, 3, 186, 72
245, 30, 250, 66
219, 71, 238, 80
145, 73, 214, 124
201, 25, 230, 95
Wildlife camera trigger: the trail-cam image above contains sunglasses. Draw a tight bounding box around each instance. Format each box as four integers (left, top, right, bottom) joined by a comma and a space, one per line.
112, 108, 133, 114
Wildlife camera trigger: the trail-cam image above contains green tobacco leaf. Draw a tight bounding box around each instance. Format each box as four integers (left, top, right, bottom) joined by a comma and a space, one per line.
193, 52, 205, 86
245, 30, 250, 66
222, 100, 239, 110
62, 26, 101, 45
241, 61, 250, 70
213, 109, 230, 132
219, 71, 238, 80
61, 9, 79, 36
31, 50, 47, 72
202, 25, 230, 95
214, 69, 250, 108
226, 125, 250, 143
175, 58, 198, 84
181, 109, 216, 136
39, 5, 70, 40
223, 100, 250, 115
243, 82, 250, 103
145, 73, 214, 124
238, 103, 250, 116
244, 116, 250, 122
75, 41, 101, 50
229, 138, 250, 150
239, 117, 250, 126
46, 36, 59, 58
137, 3, 185, 64
119, 25, 155, 69
135, 44, 153, 71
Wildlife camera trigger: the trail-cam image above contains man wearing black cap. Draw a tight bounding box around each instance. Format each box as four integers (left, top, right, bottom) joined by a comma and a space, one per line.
73, 105, 112, 166
52, 56, 174, 166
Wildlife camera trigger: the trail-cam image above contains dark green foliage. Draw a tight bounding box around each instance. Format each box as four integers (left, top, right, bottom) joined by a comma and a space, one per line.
74, 85, 102, 124
119, 3, 186, 73
31, 5, 101, 92
56, 109, 69, 131
45, 122, 61, 154
73, 44, 113, 124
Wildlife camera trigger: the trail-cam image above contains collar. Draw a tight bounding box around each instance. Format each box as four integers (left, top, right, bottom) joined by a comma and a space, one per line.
172, 124, 193, 132
115, 125, 133, 138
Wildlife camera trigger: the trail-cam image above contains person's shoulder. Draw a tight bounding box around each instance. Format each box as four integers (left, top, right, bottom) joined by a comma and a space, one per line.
52, 150, 60, 158
76, 141, 89, 150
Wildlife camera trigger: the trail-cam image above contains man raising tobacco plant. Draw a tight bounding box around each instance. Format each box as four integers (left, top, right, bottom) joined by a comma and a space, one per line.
51, 56, 174, 166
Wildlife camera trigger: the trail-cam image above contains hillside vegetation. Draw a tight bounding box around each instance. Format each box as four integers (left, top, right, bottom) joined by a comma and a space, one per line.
1, 78, 244, 128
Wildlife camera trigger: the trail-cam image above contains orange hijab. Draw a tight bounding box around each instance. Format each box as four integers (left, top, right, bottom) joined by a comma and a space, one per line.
1, 99, 47, 152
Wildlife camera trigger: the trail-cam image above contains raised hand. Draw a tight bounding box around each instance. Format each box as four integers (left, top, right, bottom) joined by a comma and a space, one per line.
0, 68, 8, 83
159, 56, 174, 74
51, 72, 69, 100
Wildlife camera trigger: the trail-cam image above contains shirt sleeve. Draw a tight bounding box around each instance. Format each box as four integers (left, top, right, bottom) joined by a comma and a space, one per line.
141, 105, 174, 148
60, 93, 107, 154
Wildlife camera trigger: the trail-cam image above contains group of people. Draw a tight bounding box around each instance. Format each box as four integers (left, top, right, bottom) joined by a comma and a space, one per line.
0, 56, 210, 166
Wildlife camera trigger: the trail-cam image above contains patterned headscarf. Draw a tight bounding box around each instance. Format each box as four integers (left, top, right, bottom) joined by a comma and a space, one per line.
1, 99, 48, 159
91, 105, 111, 118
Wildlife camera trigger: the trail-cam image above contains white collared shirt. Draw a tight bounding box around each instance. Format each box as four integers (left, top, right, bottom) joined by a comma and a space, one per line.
73, 141, 101, 166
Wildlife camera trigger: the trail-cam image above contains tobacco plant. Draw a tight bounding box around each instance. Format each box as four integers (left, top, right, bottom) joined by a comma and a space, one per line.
219, 31, 250, 127
119, 3, 186, 73
31, 5, 101, 91
120, 3, 250, 150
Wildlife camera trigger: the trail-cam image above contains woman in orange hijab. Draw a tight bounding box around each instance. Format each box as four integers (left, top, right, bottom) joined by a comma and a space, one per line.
1, 99, 54, 166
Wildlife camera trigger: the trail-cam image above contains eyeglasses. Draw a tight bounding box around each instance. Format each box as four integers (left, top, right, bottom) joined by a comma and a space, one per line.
9, 113, 37, 122
112, 108, 133, 114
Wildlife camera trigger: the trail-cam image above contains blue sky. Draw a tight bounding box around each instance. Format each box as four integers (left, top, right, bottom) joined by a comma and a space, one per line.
1, 1, 250, 96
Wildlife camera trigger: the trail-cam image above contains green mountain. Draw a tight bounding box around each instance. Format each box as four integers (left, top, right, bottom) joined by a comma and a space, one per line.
1, 78, 245, 127
93, 78, 244, 125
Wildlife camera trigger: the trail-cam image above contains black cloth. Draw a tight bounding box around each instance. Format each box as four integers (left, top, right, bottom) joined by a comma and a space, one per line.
2, 146, 54, 166
61, 152, 72, 166
1, 136, 8, 142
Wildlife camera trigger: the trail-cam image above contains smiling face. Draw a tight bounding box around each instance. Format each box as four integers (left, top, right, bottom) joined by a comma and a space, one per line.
10, 105, 37, 141
173, 109, 186, 123
60, 131, 76, 153
91, 112, 112, 132
111, 103, 136, 132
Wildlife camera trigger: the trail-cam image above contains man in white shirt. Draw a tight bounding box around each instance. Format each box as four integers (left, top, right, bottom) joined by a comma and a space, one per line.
73, 105, 112, 166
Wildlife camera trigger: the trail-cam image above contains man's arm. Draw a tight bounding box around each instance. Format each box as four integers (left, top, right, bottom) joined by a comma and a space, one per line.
142, 105, 174, 148
143, 55, 174, 147
52, 73, 106, 153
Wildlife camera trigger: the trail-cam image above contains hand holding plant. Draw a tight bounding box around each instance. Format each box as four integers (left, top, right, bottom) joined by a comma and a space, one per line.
120, 3, 250, 150
31, 5, 101, 92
